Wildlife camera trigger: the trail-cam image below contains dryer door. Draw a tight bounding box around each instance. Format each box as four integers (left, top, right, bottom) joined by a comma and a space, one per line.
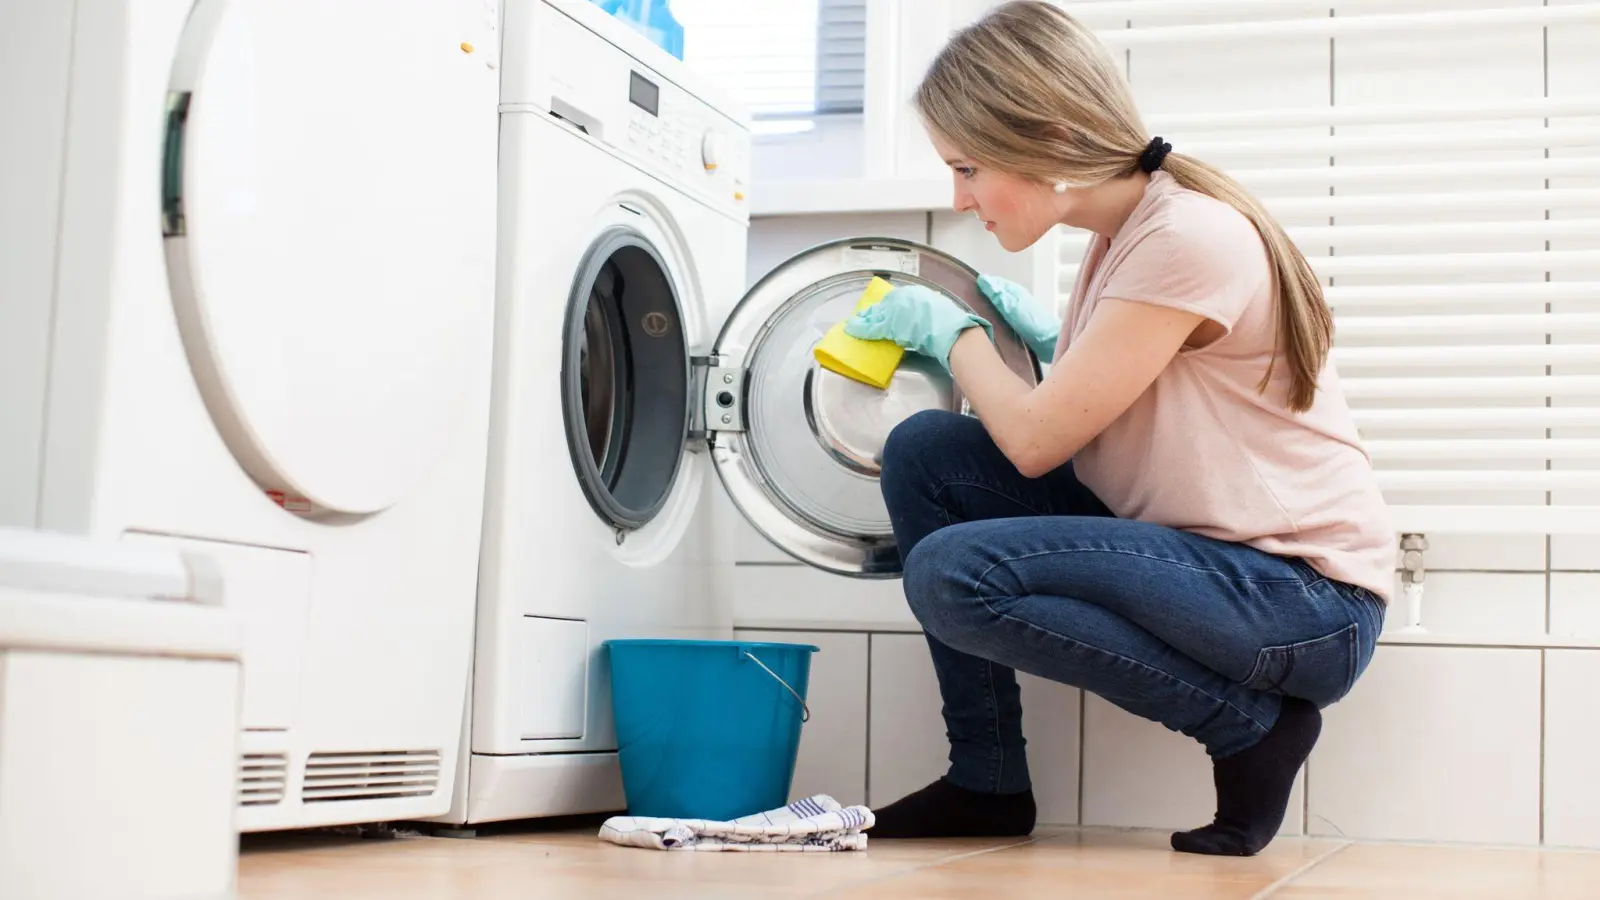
708, 238, 1040, 578
160, 0, 497, 517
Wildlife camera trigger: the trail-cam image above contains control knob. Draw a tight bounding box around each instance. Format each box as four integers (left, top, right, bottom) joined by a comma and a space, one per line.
701, 132, 724, 172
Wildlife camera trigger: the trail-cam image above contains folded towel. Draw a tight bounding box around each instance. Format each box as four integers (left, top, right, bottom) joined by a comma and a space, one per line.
598, 795, 874, 852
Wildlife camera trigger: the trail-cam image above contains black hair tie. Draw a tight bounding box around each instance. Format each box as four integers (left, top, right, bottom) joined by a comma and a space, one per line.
1139, 136, 1172, 173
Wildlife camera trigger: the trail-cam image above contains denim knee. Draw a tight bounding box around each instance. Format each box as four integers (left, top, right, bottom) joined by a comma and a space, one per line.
903, 525, 988, 642
881, 409, 957, 482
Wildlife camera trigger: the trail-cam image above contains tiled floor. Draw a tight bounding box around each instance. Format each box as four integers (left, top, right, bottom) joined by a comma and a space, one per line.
238, 824, 1600, 899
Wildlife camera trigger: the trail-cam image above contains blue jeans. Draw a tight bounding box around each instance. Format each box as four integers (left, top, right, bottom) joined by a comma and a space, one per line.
879, 410, 1385, 796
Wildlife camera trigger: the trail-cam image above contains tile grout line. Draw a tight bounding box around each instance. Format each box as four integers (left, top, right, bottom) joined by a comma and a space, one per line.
1076, 690, 1086, 826
803, 837, 1044, 899
863, 634, 873, 808
1249, 840, 1354, 900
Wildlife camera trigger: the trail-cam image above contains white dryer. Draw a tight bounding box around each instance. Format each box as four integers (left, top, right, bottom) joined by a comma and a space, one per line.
0, 0, 501, 831
440, 0, 1041, 828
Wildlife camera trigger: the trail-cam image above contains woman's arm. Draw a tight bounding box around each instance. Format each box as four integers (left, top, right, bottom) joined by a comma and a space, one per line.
949, 298, 1205, 477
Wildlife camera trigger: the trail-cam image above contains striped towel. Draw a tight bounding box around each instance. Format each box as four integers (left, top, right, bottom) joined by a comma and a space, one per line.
598, 795, 874, 852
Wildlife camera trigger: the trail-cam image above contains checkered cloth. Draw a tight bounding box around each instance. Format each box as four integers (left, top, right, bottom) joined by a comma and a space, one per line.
598, 795, 873, 852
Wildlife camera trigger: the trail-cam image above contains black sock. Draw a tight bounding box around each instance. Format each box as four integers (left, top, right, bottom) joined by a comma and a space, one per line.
868, 777, 1036, 839
1171, 697, 1322, 857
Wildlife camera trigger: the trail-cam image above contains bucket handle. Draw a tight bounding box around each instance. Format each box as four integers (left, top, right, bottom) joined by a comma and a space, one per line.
741, 650, 811, 723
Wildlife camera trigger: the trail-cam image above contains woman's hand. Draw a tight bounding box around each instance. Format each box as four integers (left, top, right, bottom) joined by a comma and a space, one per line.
978, 274, 1060, 361
843, 284, 993, 370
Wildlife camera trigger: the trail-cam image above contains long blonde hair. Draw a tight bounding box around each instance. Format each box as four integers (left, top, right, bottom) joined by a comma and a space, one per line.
915, 0, 1332, 412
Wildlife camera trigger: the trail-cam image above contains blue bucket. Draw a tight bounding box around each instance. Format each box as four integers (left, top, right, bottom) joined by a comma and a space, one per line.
603, 639, 819, 821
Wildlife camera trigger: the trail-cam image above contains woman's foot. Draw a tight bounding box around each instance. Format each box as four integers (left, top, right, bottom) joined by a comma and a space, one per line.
1171, 697, 1323, 857
869, 777, 1036, 839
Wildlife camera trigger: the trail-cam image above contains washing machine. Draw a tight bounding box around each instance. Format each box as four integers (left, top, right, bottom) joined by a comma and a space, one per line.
0, 0, 501, 831
434, 0, 1042, 828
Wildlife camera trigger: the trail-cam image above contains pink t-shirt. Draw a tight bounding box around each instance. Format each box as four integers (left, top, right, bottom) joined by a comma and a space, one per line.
1057, 171, 1396, 601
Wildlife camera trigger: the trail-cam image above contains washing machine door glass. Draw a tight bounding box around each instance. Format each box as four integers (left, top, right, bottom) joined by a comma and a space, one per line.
563, 227, 689, 530
709, 239, 1040, 578
160, 0, 495, 517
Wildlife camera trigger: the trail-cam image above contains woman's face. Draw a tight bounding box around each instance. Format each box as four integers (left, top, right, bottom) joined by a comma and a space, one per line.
930, 129, 1065, 253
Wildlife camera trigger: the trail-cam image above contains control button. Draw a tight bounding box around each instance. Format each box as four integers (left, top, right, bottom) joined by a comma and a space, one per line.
702, 132, 724, 171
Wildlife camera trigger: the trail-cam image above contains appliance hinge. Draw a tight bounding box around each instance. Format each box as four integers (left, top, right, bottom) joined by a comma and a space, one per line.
689, 355, 746, 447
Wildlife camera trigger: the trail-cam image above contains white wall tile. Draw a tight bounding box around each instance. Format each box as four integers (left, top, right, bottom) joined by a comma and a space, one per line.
1387, 571, 1547, 638
735, 629, 869, 809
866, 633, 1081, 824
1403, 538, 1547, 574
1555, 531, 1600, 573
1308, 646, 1542, 844
867, 633, 950, 809
1549, 573, 1600, 637
1543, 649, 1600, 849
1019, 673, 1082, 826
1548, 537, 1600, 575
1081, 696, 1304, 836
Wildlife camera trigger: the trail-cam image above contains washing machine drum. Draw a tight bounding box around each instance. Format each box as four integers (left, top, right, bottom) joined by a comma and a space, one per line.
563, 236, 1041, 577
562, 228, 689, 531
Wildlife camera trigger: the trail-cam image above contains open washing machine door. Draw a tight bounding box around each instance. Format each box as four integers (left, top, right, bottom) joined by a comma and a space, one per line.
704, 238, 1041, 578
160, 0, 494, 518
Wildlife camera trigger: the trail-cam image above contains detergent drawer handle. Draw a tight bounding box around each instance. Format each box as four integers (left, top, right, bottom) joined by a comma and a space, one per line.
741, 650, 811, 723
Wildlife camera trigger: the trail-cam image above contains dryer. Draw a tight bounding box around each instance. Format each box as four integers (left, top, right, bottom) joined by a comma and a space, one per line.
1, 0, 500, 831
439, 0, 1042, 828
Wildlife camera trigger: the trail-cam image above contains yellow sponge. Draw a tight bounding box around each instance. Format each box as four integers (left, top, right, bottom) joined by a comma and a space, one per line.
812, 276, 904, 390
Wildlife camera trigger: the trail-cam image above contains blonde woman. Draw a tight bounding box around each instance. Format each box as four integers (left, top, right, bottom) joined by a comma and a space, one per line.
843, 1, 1394, 857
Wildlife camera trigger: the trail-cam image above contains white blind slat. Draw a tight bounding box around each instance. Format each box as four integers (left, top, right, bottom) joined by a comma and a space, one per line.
1053, 7, 1600, 535
672, 0, 863, 119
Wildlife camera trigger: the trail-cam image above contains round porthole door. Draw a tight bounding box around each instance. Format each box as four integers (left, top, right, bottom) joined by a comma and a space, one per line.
707, 238, 1041, 577
161, 0, 496, 517
561, 226, 691, 533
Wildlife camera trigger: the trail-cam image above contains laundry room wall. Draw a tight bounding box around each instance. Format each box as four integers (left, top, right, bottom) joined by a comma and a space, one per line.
718, 0, 1600, 849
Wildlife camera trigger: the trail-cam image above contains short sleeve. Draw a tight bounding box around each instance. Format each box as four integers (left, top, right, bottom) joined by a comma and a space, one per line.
1096, 200, 1270, 333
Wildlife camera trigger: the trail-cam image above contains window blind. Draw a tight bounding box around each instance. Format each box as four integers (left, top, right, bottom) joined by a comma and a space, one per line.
816, 0, 867, 115
671, 0, 865, 120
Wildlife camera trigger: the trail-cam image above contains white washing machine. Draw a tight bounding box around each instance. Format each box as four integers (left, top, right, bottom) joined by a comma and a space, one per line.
436, 0, 1042, 828
0, 0, 501, 831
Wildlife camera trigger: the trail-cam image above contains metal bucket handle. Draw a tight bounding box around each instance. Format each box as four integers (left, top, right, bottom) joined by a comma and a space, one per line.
741, 649, 811, 723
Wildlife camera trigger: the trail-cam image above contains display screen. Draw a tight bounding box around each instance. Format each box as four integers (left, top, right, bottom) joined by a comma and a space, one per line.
629, 71, 660, 116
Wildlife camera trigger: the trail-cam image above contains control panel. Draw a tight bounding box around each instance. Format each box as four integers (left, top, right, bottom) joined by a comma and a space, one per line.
502, 0, 752, 218
622, 70, 747, 202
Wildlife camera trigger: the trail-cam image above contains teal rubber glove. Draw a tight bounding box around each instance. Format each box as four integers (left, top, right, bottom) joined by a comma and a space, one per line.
978, 274, 1059, 361
843, 284, 993, 370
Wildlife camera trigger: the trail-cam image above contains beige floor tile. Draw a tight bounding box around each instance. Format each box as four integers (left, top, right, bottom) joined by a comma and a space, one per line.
237, 828, 1035, 900
824, 830, 1347, 899
241, 826, 1600, 900
1273, 842, 1600, 899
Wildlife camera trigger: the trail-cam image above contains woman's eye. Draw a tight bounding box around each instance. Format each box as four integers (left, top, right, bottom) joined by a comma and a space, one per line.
956, 167, 976, 178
